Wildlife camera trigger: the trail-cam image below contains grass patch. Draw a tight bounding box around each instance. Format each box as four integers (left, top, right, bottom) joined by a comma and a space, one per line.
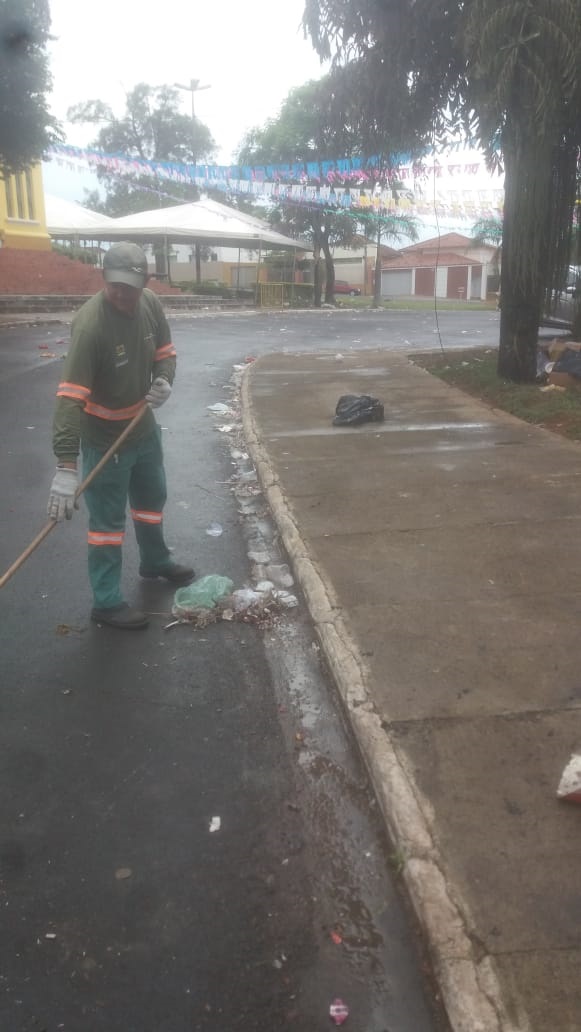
412, 347, 581, 442
335, 296, 497, 312
386, 297, 497, 312
337, 296, 497, 312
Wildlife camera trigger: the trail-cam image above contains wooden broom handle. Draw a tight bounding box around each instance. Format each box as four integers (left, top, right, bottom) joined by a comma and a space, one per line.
0, 404, 149, 590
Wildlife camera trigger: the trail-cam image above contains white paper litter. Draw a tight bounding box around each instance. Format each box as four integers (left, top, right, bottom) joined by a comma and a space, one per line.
207, 403, 232, 414
205, 522, 224, 537
230, 588, 264, 611
273, 590, 299, 608
255, 580, 275, 593
557, 753, 581, 801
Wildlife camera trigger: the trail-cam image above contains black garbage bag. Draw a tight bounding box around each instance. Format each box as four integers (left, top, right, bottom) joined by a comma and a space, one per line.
552, 348, 581, 378
332, 394, 385, 426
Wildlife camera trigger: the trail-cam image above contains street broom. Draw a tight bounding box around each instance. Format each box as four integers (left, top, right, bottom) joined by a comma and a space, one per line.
0, 403, 149, 590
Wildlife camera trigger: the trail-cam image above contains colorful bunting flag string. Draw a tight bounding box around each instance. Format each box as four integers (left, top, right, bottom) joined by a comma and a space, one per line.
48, 143, 504, 218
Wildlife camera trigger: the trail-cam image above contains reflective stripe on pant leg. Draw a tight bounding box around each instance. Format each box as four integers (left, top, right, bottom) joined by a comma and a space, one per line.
82, 444, 131, 609
129, 428, 172, 572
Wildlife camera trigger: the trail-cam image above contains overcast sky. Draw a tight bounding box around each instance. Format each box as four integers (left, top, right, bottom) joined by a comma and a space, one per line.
46, 0, 326, 162
42, 0, 501, 240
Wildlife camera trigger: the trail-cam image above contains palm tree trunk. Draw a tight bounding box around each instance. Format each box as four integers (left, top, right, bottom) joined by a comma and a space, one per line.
497, 135, 543, 382
498, 284, 540, 382
322, 229, 335, 304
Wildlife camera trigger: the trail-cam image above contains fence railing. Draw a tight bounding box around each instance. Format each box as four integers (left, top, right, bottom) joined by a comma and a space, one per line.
258, 282, 314, 308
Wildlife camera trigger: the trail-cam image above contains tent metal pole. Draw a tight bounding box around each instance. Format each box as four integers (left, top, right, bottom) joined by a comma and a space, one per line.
255, 245, 262, 307
165, 235, 173, 286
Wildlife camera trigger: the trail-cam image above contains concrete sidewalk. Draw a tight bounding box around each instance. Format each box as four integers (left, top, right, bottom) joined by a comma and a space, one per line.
242, 349, 581, 1032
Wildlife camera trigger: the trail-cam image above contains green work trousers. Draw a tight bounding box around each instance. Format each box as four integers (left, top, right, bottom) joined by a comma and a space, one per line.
82, 427, 171, 609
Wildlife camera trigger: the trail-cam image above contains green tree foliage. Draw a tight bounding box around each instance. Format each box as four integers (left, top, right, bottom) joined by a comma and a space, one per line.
67, 83, 216, 217
238, 75, 417, 305
0, 0, 60, 175
240, 64, 423, 164
465, 0, 581, 380
471, 215, 503, 288
303, 0, 581, 382
303, 0, 470, 143
471, 217, 503, 248
266, 200, 360, 305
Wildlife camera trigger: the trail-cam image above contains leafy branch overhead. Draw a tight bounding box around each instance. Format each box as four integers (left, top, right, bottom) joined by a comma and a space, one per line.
0, 0, 61, 175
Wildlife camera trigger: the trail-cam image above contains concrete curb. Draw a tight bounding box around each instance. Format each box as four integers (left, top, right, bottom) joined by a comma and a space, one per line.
241, 363, 527, 1032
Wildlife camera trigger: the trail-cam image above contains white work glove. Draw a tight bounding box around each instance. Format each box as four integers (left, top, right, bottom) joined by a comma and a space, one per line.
47, 467, 78, 522
146, 376, 172, 409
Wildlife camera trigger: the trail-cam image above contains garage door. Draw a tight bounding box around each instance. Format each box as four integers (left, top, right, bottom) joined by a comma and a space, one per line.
381, 269, 412, 297
415, 267, 435, 296
447, 265, 468, 299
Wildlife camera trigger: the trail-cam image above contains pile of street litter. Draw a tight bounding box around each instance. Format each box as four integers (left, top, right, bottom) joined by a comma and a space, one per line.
164, 574, 298, 631
537, 338, 581, 389
166, 357, 298, 632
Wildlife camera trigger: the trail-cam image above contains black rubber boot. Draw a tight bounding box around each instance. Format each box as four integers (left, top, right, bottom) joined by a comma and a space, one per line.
139, 563, 195, 585
91, 603, 150, 630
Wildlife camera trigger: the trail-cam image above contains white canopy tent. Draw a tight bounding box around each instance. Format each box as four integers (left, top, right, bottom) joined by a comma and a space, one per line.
43, 194, 308, 291
44, 194, 305, 250
44, 193, 116, 236
104, 198, 306, 251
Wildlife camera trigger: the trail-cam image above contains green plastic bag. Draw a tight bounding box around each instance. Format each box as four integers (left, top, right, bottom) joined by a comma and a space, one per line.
173, 575, 234, 615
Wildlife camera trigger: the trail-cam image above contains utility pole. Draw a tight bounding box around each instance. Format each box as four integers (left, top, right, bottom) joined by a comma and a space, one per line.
374, 217, 382, 309
174, 78, 211, 285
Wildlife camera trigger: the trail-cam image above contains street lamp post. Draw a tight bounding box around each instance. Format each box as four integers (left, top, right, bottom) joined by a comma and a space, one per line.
174, 78, 211, 286
174, 78, 211, 149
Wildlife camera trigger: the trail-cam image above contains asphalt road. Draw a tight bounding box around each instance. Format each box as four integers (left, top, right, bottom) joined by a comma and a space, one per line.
0, 308, 483, 1032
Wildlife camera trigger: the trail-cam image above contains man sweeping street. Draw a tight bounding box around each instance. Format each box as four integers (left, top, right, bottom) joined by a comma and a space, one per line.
46, 242, 194, 630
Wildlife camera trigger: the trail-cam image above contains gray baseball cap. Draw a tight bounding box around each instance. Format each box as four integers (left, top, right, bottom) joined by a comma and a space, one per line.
103, 242, 148, 289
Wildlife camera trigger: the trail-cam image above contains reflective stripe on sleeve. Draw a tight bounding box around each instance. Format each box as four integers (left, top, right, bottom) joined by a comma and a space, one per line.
57, 381, 91, 402
88, 531, 125, 546
154, 342, 176, 360
130, 509, 163, 524
84, 400, 145, 421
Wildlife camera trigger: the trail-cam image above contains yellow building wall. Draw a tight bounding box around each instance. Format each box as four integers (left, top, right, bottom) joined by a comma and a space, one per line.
0, 164, 51, 250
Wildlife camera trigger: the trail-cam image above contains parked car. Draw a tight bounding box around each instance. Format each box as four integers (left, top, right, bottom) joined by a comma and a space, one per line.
333, 280, 361, 296
565, 265, 581, 294
540, 267, 581, 330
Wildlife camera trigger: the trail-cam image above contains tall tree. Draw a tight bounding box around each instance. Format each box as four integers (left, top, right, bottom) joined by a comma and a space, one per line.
265, 200, 362, 306
465, 0, 581, 379
68, 83, 215, 217
303, 0, 581, 382
238, 74, 417, 305
0, 0, 60, 175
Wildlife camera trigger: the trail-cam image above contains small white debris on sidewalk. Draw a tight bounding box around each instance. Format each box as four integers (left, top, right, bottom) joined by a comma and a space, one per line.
557, 753, 581, 803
